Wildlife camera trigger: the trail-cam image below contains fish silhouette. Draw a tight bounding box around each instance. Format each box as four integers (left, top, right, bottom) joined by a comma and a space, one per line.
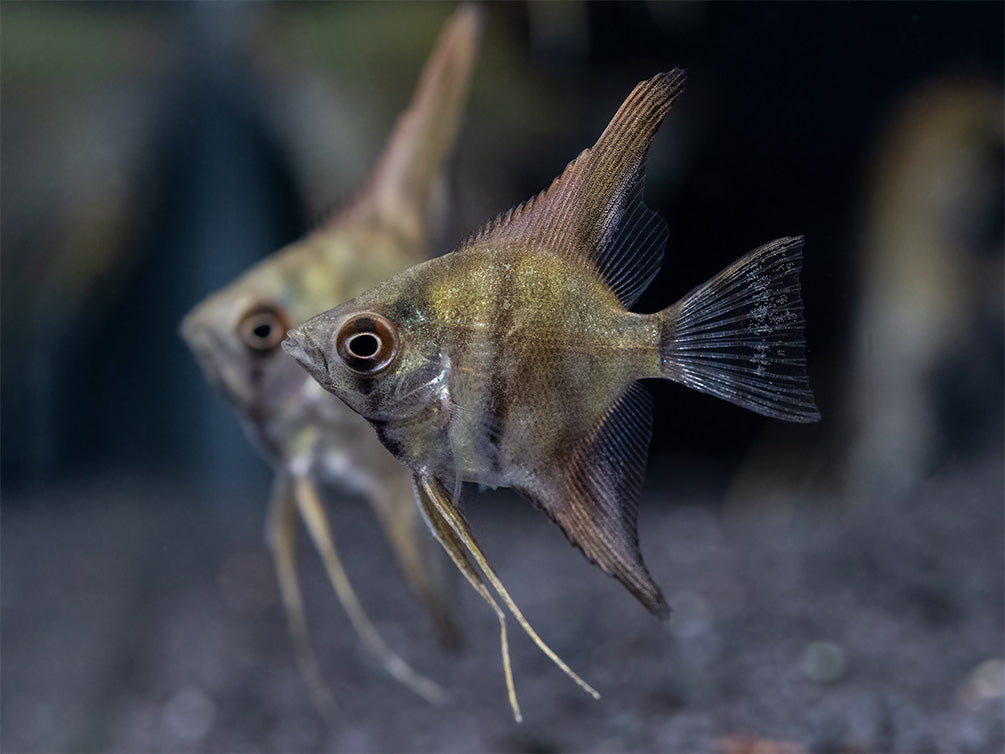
285, 69, 820, 719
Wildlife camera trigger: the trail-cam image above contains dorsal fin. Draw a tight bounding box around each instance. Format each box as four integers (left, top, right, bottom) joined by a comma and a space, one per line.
463, 70, 686, 307
346, 5, 482, 243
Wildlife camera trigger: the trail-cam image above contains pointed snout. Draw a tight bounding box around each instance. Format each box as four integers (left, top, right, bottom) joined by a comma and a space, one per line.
178, 307, 222, 381
281, 325, 326, 383
178, 308, 204, 350
281, 328, 310, 367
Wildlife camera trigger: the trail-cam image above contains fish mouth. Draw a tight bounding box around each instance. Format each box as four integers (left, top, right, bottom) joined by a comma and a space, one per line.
284, 327, 339, 401
282, 329, 323, 376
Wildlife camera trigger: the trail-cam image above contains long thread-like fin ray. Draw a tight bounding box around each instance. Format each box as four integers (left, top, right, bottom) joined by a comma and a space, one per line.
291, 476, 449, 706
347, 5, 482, 245
266, 476, 339, 721
461, 70, 686, 308
658, 236, 821, 422
418, 476, 601, 705
411, 476, 521, 722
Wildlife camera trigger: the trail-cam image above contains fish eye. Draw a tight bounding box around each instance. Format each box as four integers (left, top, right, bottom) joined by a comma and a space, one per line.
336, 313, 399, 374
238, 304, 290, 355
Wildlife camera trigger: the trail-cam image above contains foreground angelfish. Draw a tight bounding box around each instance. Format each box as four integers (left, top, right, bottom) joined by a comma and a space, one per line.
180, 6, 482, 713
284, 69, 820, 720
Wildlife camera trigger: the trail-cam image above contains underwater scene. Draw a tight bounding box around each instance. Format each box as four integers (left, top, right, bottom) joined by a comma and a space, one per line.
2, 2, 1002, 752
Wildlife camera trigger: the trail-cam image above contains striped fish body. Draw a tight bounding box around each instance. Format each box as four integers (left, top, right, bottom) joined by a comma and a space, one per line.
368, 246, 655, 488
286, 69, 819, 625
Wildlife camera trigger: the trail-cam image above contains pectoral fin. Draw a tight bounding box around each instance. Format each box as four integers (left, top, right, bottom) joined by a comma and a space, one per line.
522, 382, 670, 618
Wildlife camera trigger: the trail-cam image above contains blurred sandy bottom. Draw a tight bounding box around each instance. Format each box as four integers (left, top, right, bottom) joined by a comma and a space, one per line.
3, 451, 1002, 753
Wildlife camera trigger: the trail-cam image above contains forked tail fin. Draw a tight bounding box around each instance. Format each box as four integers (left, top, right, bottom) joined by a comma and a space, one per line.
658, 236, 821, 422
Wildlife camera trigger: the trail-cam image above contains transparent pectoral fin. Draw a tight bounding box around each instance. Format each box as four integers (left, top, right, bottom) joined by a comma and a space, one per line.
290, 475, 448, 706
416, 475, 600, 714
266, 474, 339, 720
412, 474, 521, 722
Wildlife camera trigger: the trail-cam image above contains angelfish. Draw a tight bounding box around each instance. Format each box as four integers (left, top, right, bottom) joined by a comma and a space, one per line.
180, 6, 482, 712
283, 69, 820, 720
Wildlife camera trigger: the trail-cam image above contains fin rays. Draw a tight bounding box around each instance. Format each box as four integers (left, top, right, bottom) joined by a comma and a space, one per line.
266, 478, 339, 721
414, 475, 600, 722
526, 382, 668, 618
462, 71, 685, 308
412, 477, 523, 722
659, 236, 821, 422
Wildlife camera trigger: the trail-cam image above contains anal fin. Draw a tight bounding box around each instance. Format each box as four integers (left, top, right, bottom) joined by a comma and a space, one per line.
523, 382, 669, 618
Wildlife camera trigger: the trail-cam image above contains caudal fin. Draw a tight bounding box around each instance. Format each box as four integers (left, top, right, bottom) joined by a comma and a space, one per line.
658, 236, 821, 422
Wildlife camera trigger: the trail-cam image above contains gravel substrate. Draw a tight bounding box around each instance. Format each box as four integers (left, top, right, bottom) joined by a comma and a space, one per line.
3, 451, 1002, 752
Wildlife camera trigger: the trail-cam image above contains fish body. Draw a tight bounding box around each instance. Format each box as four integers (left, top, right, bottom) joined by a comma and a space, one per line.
336, 247, 651, 481
285, 69, 819, 718
181, 6, 482, 711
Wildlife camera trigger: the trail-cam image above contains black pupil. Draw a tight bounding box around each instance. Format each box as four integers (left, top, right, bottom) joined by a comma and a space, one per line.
349, 333, 380, 358
253, 322, 272, 339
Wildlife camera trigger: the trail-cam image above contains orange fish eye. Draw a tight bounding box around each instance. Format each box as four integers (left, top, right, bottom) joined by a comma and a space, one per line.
238, 303, 290, 355
336, 312, 399, 374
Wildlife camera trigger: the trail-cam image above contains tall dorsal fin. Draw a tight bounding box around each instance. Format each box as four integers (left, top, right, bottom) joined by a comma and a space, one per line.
463, 70, 686, 307
346, 5, 482, 243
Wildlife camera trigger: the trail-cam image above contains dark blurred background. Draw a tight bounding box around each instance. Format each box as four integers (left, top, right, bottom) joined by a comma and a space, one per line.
2, 2, 1002, 752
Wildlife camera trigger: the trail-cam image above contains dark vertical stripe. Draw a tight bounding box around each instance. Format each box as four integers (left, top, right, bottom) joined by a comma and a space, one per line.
485, 258, 516, 475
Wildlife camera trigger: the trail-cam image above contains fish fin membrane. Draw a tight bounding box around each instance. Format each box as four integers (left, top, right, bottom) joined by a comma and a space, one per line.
659, 236, 821, 422
523, 382, 669, 619
462, 70, 685, 307
348, 5, 483, 244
